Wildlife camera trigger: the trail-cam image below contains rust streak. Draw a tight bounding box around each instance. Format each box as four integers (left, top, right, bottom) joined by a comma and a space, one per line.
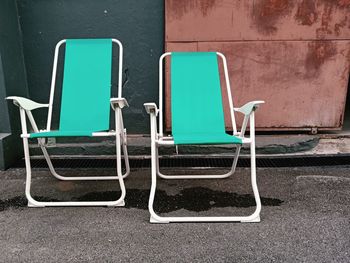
167, 0, 219, 20
322, 0, 350, 8
295, 0, 318, 26
253, 0, 294, 34
334, 16, 348, 35
305, 41, 337, 77
316, 2, 334, 39
338, 0, 350, 7
315, 0, 350, 38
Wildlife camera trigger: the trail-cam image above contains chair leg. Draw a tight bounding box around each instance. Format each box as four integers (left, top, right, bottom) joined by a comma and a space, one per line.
119, 113, 130, 179
22, 137, 126, 207
23, 137, 44, 207
149, 141, 260, 223
241, 121, 261, 222
110, 128, 127, 206
148, 139, 261, 224
149, 127, 169, 223
156, 145, 241, 180
18, 107, 126, 207
121, 129, 130, 179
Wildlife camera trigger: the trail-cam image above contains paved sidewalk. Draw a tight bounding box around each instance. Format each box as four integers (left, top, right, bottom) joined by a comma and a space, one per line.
0, 166, 349, 262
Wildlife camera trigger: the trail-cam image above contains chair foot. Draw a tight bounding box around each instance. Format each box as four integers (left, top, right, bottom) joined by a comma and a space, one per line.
241, 215, 260, 223
108, 200, 125, 207
27, 201, 45, 208
150, 215, 169, 224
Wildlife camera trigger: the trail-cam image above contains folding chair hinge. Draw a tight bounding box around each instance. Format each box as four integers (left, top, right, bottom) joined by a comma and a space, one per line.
37, 138, 46, 147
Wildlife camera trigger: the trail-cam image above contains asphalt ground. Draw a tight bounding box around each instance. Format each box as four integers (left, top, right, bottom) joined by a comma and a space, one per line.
0, 166, 349, 262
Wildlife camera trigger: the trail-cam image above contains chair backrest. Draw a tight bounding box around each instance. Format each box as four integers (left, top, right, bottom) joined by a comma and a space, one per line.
58, 39, 112, 133
171, 52, 227, 138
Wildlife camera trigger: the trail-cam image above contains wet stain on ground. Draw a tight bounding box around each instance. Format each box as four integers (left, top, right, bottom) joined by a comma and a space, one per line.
57, 181, 75, 192
0, 196, 58, 212
78, 187, 283, 213
0, 188, 283, 213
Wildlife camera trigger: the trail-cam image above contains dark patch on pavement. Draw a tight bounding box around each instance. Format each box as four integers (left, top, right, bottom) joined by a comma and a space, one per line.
78, 187, 283, 213
0, 188, 282, 213
0, 196, 58, 211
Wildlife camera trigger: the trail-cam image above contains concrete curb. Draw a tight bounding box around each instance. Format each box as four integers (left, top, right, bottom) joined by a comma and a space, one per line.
29, 135, 319, 156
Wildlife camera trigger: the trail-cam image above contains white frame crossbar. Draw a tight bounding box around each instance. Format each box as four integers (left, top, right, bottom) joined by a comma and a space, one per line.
144, 52, 264, 223
7, 38, 130, 207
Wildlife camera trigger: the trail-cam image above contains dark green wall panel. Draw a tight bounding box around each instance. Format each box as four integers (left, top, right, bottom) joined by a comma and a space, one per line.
0, 0, 28, 169
17, 0, 165, 133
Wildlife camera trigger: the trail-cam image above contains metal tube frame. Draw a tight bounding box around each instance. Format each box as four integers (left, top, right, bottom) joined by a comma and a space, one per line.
17, 38, 129, 207
145, 52, 262, 223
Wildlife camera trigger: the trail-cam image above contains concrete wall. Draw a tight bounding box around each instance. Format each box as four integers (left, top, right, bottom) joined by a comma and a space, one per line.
0, 0, 29, 169
17, 0, 165, 134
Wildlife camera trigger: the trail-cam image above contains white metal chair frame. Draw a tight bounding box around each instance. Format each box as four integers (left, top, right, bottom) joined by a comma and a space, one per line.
144, 52, 264, 223
7, 39, 130, 207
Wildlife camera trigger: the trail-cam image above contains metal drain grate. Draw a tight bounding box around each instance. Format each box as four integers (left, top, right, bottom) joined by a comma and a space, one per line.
11, 154, 350, 169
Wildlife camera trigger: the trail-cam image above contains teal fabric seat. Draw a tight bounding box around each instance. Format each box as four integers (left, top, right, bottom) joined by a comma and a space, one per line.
171, 52, 242, 145
29, 39, 112, 139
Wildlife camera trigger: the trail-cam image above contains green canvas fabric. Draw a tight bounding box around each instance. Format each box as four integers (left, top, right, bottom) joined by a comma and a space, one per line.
30, 39, 112, 139
171, 52, 242, 145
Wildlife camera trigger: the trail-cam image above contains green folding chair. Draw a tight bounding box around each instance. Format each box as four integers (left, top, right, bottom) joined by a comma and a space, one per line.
144, 52, 264, 223
6, 38, 129, 207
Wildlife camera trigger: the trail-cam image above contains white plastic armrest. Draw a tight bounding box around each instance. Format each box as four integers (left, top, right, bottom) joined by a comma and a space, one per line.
6, 96, 49, 111
144, 103, 158, 116
110, 97, 129, 110
234, 100, 265, 115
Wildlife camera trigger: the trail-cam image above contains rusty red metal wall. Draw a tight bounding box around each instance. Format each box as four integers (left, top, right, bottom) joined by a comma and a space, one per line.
165, 0, 350, 131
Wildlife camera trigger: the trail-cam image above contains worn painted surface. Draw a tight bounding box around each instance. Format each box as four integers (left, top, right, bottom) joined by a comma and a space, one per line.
17, 0, 164, 134
165, 0, 350, 131
166, 0, 350, 41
